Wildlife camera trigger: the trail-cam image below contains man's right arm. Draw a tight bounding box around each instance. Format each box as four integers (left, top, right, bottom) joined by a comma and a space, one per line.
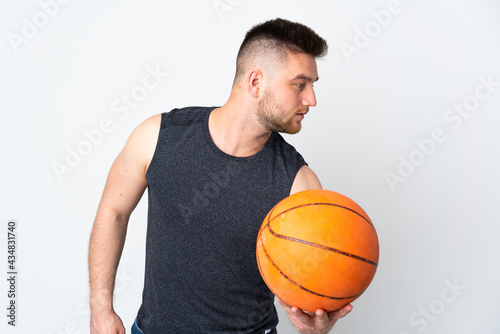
88, 114, 161, 334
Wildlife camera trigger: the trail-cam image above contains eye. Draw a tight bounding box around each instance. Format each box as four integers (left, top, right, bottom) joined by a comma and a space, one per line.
295, 83, 305, 89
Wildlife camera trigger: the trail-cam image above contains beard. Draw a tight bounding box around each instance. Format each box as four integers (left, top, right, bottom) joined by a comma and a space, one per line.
256, 89, 305, 134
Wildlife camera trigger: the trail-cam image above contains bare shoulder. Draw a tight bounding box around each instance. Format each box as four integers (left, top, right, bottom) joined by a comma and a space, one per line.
124, 114, 161, 172
129, 114, 161, 145
98, 114, 161, 217
290, 165, 323, 195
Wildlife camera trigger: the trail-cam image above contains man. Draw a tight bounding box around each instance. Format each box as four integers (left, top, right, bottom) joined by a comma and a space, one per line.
89, 18, 352, 334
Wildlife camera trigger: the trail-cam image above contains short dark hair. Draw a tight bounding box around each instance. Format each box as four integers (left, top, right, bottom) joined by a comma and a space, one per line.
234, 18, 328, 83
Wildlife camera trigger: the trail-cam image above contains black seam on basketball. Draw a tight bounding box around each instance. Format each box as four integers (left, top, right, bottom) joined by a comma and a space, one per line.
268, 202, 375, 230
258, 236, 362, 301
260, 204, 278, 239
266, 202, 378, 267
269, 230, 378, 267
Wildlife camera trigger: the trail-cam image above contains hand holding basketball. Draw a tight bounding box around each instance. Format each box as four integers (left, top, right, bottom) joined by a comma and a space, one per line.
277, 297, 353, 334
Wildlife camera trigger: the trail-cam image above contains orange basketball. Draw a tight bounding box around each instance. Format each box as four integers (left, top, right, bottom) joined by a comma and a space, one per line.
256, 189, 379, 312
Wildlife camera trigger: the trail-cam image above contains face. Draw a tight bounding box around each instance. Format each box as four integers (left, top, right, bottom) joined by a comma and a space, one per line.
256, 52, 319, 134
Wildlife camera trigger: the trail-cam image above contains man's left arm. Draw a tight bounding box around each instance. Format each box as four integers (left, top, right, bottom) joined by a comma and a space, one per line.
290, 165, 323, 195
284, 165, 353, 334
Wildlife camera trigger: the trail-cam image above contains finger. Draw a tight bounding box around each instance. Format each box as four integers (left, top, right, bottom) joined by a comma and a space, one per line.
289, 306, 312, 322
276, 297, 303, 314
276, 297, 291, 311
314, 309, 330, 325
277, 297, 303, 316
329, 304, 353, 321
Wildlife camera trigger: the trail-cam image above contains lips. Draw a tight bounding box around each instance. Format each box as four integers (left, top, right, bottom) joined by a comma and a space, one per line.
296, 108, 309, 118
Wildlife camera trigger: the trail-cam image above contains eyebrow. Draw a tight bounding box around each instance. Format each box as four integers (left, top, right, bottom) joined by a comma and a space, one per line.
292, 74, 319, 82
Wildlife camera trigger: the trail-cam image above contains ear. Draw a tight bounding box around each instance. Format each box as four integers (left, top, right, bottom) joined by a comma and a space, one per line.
247, 69, 262, 98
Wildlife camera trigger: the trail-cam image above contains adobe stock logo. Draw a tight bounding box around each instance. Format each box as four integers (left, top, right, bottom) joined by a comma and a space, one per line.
213, 0, 244, 21
337, 0, 435, 64
7, 0, 73, 53
399, 278, 467, 334
51, 64, 169, 183
384, 73, 499, 191
178, 161, 241, 223
338, 0, 404, 64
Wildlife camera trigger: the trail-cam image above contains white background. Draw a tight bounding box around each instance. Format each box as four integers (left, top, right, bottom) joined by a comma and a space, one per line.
1, 0, 499, 333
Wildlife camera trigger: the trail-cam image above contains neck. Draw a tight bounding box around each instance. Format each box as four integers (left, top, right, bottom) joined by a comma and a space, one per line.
209, 92, 271, 157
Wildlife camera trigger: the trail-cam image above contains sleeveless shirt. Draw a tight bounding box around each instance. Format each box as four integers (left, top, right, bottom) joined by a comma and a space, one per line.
137, 106, 307, 333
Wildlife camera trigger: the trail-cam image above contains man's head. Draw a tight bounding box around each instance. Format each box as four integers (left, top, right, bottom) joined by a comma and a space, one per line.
233, 18, 328, 134
234, 18, 328, 85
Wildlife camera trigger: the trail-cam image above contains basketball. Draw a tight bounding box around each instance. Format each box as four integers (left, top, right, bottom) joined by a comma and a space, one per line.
256, 189, 379, 312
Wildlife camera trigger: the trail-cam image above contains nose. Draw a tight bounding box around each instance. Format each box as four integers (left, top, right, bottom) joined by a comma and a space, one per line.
302, 87, 317, 107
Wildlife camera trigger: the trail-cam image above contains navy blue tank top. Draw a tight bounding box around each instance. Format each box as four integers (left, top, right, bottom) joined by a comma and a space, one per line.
137, 106, 307, 333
